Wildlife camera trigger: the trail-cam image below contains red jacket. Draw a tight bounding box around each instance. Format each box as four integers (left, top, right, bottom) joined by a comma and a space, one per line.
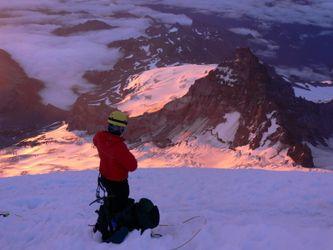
93, 131, 137, 181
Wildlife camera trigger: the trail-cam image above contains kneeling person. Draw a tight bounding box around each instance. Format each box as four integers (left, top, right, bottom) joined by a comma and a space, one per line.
93, 111, 137, 214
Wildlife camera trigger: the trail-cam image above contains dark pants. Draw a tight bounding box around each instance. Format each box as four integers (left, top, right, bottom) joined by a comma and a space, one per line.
100, 176, 129, 214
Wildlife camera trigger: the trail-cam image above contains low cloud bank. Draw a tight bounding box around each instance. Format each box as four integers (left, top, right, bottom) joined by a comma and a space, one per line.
0, 0, 192, 110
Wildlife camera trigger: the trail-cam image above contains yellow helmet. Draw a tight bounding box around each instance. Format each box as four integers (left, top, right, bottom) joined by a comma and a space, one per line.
108, 111, 128, 127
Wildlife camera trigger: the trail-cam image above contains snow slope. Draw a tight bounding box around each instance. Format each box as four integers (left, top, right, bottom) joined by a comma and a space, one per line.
133, 137, 296, 170
0, 124, 99, 178
0, 117, 297, 178
308, 138, 333, 170
118, 64, 216, 117
1, 168, 333, 250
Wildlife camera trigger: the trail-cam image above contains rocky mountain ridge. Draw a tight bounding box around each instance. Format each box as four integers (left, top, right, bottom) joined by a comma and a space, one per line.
124, 48, 333, 168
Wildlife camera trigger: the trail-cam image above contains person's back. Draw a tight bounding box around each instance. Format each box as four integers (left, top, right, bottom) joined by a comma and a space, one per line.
93, 131, 137, 181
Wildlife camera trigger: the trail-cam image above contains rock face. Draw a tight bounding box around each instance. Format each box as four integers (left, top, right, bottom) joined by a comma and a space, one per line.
52, 20, 115, 36
123, 48, 333, 168
0, 50, 67, 148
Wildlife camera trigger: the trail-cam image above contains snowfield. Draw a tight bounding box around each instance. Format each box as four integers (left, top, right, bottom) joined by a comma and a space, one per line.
1, 168, 333, 250
118, 64, 216, 117
0, 124, 99, 178
0, 120, 299, 179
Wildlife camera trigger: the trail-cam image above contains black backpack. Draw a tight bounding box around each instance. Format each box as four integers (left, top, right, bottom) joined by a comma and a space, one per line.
93, 197, 159, 243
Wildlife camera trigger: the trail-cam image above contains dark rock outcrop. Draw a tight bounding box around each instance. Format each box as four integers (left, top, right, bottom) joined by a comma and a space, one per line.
52, 20, 115, 36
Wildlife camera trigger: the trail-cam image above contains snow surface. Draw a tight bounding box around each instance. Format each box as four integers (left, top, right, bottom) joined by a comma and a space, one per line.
0, 120, 300, 178
260, 113, 279, 147
0, 124, 99, 178
217, 67, 238, 86
134, 135, 296, 170
212, 112, 240, 143
308, 138, 333, 170
293, 84, 333, 103
1, 168, 333, 250
118, 64, 217, 117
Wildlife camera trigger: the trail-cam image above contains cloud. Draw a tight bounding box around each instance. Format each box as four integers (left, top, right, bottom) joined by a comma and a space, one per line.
0, 0, 192, 110
141, 0, 333, 28
0, 22, 146, 109
276, 66, 331, 82
229, 28, 262, 38
229, 27, 279, 58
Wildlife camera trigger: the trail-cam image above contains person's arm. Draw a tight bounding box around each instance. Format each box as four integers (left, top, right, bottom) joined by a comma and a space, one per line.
116, 143, 138, 172
93, 132, 115, 162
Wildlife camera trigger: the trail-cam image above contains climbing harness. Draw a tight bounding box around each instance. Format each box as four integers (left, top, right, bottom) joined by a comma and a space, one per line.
89, 174, 107, 206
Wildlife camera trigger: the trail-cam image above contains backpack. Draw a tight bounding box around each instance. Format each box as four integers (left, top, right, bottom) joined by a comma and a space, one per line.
93, 197, 159, 243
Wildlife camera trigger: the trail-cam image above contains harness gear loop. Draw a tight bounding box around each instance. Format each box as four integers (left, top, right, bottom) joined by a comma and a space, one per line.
89, 174, 116, 206
97, 174, 106, 199
89, 174, 107, 206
